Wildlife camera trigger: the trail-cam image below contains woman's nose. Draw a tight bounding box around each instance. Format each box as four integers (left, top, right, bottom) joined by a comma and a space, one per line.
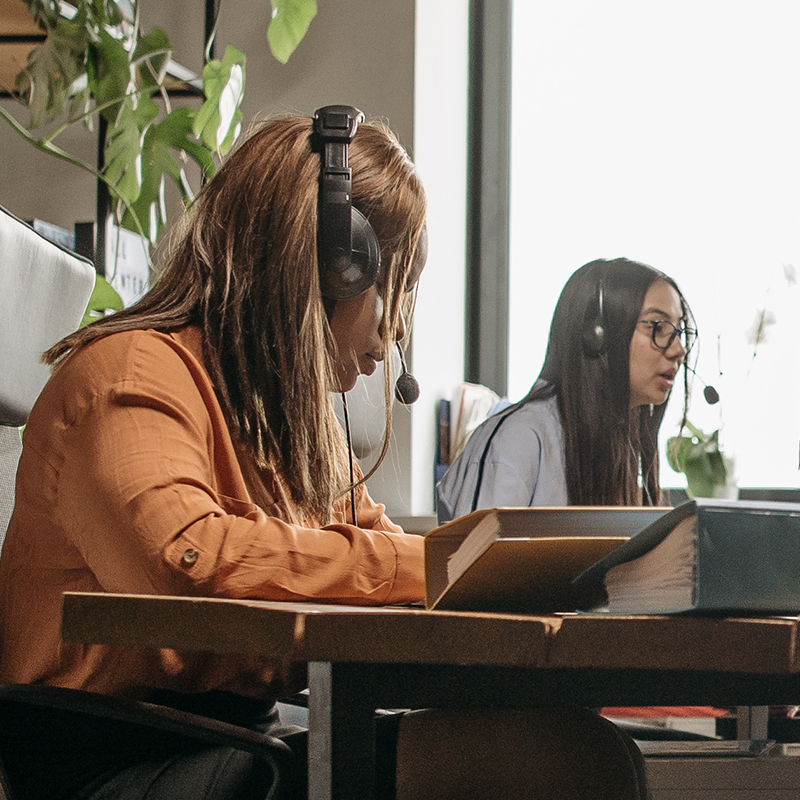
666, 335, 686, 362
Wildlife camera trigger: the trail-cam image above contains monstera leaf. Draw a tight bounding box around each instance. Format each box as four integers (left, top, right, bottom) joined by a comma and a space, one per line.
81, 274, 125, 328
268, 0, 318, 64
192, 46, 246, 155
3, 0, 318, 247
15, 11, 89, 129
119, 107, 217, 241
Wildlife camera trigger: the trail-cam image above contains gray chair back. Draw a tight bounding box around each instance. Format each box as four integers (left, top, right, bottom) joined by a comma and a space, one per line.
0, 206, 95, 551
0, 430, 22, 549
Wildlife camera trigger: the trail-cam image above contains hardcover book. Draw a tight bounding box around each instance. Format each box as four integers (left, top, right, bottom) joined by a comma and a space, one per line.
576, 498, 800, 614
424, 506, 668, 613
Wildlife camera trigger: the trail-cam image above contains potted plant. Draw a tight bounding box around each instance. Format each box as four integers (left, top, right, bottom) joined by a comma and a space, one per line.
666, 420, 734, 499
1, 0, 317, 245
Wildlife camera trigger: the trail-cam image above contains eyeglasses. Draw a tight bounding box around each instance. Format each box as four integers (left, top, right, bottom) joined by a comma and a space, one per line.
638, 319, 696, 351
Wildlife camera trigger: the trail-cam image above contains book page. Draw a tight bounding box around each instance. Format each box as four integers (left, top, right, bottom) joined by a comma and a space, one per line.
603, 515, 697, 613
450, 383, 500, 461
446, 513, 501, 584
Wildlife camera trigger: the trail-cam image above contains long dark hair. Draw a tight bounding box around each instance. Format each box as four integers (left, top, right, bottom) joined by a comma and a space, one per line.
45, 115, 427, 521
522, 258, 694, 506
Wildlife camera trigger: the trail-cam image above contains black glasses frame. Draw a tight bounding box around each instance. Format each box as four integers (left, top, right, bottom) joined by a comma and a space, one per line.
638, 319, 696, 351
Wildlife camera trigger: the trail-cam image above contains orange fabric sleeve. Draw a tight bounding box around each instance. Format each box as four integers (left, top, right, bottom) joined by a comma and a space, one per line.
50, 329, 425, 606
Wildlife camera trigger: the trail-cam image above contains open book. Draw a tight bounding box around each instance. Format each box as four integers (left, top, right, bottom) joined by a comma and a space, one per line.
424, 506, 668, 613
576, 498, 800, 614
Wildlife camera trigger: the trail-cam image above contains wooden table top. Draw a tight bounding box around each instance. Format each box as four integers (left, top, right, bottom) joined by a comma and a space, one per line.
60, 591, 800, 675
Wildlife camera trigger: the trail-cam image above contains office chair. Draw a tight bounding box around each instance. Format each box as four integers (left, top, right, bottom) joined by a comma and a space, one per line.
0, 205, 294, 800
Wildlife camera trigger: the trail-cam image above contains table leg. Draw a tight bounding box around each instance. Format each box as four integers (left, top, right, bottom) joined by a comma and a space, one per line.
308, 661, 377, 800
736, 705, 769, 741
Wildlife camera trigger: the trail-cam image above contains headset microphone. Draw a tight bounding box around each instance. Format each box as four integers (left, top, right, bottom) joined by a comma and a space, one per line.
395, 343, 420, 404
686, 364, 720, 405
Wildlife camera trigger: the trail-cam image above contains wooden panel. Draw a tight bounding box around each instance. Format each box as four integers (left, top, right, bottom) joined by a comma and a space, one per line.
61, 592, 558, 667
60, 591, 800, 676
61, 592, 302, 657
0, 41, 36, 93
549, 614, 800, 674
300, 608, 555, 667
0, 0, 42, 95
0, 0, 41, 36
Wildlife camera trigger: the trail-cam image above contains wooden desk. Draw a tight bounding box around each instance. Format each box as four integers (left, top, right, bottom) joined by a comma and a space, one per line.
61, 593, 800, 800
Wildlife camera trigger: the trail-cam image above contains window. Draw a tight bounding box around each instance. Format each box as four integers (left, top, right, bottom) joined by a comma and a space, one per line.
507, 1, 800, 488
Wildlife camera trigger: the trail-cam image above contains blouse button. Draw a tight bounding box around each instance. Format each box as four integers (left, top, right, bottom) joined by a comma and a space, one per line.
182, 549, 199, 566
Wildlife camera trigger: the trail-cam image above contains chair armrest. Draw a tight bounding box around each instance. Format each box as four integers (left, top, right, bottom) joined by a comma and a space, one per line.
0, 684, 292, 758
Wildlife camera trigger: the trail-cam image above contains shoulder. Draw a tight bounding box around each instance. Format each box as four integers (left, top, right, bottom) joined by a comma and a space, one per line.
487, 396, 561, 445
41, 327, 213, 423
57, 327, 203, 382
519, 395, 562, 433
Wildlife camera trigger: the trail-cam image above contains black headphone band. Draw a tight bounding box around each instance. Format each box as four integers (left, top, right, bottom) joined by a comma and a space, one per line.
583, 276, 607, 357
470, 403, 526, 513
313, 105, 380, 300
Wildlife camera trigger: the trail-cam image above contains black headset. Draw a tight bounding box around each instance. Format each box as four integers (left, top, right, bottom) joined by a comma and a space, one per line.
470, 403, 524, 512
582, 280, 607, 358
313, 105, 381, 300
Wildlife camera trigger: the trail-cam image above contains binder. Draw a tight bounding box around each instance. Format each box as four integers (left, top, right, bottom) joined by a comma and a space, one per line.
576, 498, 800, 614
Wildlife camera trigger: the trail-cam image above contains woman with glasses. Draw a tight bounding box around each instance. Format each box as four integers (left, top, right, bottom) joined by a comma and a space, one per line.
436, 257, 695, 523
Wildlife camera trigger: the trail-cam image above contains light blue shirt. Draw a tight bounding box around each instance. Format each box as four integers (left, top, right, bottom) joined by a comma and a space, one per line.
435, 394, 568, 524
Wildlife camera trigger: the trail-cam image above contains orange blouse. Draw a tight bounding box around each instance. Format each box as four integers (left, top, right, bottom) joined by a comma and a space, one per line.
0, 327, 424, 701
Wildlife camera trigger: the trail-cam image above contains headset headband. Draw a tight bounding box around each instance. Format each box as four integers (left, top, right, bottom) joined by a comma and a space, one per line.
313, 105, 380, 299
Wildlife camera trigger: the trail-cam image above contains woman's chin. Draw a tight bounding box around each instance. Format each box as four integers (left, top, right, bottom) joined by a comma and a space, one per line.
334, 374, 358, 394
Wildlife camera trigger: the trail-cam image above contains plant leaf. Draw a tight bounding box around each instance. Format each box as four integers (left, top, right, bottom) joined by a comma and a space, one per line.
666, 435, 685, 473
667, 421, 728, 497
81, 274, 124, 327
25, 0, 63, 29
193, 45, 245, 153
684, 458, 716, 498
267, 0, 317, 64
17, 13, 89, 128
119, 107, 218, 240
132, 27, 173, 91
88, 26, 137, 124
103, 93, 160, 211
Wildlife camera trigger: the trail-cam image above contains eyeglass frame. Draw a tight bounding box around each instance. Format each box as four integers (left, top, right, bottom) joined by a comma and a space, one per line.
637, 319, 696, 351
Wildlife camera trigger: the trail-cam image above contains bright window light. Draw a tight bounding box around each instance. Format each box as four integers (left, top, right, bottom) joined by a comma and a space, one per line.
508, 1, 800, 488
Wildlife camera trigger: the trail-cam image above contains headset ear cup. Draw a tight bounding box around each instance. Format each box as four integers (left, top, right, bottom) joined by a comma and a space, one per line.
582, 322, 606, 358
319, 208, 381, 300
582, 279, 606, 357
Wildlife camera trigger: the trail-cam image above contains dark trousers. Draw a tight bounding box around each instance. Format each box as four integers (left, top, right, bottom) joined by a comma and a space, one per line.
0, 690, 401, 800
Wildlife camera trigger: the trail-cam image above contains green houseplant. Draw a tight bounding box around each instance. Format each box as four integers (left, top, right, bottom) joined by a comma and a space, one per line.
666, 420, 730, 499
2, 0, 317, 244
665, 264, 798, 499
